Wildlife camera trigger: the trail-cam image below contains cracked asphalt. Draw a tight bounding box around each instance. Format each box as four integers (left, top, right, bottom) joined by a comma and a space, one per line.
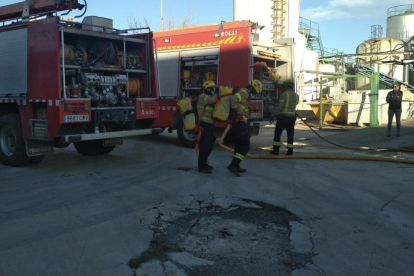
1, 120, 414, 276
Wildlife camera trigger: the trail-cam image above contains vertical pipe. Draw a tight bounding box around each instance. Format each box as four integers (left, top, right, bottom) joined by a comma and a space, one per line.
161, 0, 164, 31
60, 28, 67, 99
369, 66, 380, 127
319, 76, 323, 129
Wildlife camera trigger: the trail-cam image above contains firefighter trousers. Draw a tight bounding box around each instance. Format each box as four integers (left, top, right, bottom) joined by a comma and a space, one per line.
274, 115, 296, 149
231, 121, 250, 166
198, 121, 216, 169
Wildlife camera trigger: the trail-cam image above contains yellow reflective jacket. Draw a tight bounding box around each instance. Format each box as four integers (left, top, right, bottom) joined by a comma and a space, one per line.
275, 88, 299, 117
230, 88, 250, 122
197, 93, 216, 124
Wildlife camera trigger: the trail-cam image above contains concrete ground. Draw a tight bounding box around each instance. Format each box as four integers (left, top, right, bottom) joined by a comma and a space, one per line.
1, 119, 414, 276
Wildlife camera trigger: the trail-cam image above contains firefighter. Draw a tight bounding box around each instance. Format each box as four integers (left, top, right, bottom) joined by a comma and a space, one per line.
270, 80, 299, 156
227, 80, 263, 177
197, 81, 218, 174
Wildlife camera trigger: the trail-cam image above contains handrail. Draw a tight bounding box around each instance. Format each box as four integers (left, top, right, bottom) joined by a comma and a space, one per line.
388, 3, 414, 18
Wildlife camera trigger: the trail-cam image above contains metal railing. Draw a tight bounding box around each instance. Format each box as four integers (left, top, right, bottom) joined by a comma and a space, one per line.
388, 3, 414, 18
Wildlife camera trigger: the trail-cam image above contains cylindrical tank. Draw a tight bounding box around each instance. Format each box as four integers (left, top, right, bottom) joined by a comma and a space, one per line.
355, 38, 405, 90
233, 0, 274, 41
386, 4, 414, 42
234, 0, 301, 41
286, 0, 301, 39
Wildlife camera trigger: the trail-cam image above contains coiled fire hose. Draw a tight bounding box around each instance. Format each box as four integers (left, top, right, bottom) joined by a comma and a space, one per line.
218, 118, 414, 165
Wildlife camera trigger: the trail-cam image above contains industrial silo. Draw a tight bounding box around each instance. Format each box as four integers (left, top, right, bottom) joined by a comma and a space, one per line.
355, 38, 405, 89
387, 3, 414, 42
233, 0, 302, 41
387, 3, 414, 85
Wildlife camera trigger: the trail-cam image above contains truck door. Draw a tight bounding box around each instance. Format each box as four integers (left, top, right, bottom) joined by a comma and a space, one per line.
157, 51, 180, 98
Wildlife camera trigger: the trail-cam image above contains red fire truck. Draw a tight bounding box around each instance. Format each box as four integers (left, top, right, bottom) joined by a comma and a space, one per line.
152, 21, 285, 147
0, 0, 161, 166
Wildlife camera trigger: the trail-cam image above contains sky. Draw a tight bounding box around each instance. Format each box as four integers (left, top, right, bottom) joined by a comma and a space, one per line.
1, 0, 411, 54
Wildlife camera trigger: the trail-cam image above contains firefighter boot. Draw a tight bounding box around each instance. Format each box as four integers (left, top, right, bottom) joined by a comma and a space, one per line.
227, 159, 241, 177
286, 148, 293, 156
199, 168, 212, 174
270, 146, 280, 155
237, 165, 247, 173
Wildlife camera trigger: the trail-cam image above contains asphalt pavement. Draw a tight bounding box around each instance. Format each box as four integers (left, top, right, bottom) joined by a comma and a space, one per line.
0, 119, 413, 276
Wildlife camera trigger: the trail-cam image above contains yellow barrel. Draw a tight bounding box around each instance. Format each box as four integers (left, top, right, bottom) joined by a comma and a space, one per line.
183, 70, 191, 84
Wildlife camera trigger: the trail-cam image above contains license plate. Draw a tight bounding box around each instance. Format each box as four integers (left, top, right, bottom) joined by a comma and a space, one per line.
63, 115, 90, 122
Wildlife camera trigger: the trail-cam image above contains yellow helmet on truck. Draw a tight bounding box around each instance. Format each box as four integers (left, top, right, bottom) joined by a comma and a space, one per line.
249, 80, 263, 93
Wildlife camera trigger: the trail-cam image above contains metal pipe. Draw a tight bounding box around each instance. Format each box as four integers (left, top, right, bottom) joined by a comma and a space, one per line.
161, 0, 164, 31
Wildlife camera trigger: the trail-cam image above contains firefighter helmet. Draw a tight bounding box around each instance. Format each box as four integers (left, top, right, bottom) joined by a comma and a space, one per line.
284, 80, 294, 89
249, 80, 263, 93
202, 81, 216, 90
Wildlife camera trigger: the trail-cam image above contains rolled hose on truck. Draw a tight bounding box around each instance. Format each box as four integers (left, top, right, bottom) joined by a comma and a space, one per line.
218, 115, 414, 165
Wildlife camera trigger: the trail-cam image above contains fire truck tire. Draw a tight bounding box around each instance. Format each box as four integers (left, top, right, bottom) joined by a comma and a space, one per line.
101, 146, 116, 154
74, 140, 115, 156
177, 117, 197, 148
30, 155, 46, 164
0, 114, 31, 167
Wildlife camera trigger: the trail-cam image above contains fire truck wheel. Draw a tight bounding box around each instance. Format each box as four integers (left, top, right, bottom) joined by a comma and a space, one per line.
177, 117, 197, 148
30, 155, 46, 164
0, 114, 31, 167
74, 140, 115, 156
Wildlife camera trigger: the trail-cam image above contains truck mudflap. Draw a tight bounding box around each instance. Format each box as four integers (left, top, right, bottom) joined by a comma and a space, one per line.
25, 139, 54, 157
62, 128, 163, 143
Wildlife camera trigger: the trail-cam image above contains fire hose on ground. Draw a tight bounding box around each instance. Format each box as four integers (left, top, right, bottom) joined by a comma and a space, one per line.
217, 116, 414, 165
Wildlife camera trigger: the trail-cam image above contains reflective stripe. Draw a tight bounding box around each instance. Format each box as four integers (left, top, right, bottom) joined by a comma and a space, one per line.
202, 116, 214, 124
204, 95, 209, 104
287, 144, 294, 148
284, 92, 290, 113
234, 153, 245, 161
236, 93, 242, 102
205, 106, 213, 111
273, 142, 281, 146
240, 105, 249, 111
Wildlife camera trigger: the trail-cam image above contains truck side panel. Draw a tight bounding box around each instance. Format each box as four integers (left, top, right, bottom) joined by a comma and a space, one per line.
157, 51, 180, 97
0, 28, 27, 96
28, 18, 61, 101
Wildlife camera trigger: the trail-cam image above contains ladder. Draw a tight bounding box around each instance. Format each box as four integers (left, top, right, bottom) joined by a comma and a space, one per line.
271, 0, 286, 40
354, 63, 414, 94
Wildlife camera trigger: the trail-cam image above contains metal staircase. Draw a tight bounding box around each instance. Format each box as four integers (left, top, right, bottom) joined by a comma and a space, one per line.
299, 17, 347, 61
354, 63, 414, 94
299, 17, 324, 57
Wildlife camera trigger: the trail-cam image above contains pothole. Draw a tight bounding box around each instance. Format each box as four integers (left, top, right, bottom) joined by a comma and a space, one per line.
129, 197, 314, 276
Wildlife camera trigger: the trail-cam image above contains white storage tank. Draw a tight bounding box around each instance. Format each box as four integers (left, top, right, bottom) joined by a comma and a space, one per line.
233, 0, 274, 41
233, 0, 301, 41
386, 3, 414, 42
355, 38, 405, 89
